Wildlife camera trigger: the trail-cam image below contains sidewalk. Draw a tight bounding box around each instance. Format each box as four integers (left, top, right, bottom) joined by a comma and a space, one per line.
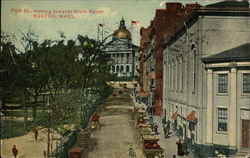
130, 92, 196, 158
153, 116, 195, 158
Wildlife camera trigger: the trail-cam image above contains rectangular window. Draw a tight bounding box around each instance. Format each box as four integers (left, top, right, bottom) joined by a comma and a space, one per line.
218, 74, 228, 93
218, 108, 227, 132
243, 73, 250, 93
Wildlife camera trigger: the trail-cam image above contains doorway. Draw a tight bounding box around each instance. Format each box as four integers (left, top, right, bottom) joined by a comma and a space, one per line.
242, 120, 250, 148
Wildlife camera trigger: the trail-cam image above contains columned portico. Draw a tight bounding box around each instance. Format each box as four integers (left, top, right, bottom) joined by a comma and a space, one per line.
229, 66, 237, 148
104, 18, 139, 77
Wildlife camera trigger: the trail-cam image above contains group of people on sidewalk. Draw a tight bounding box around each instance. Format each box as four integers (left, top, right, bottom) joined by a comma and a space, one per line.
131, 88, 191, 158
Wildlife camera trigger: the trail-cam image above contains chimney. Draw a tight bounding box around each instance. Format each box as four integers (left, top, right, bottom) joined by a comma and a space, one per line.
186, 3, 201, 9
166, 2, 183, 10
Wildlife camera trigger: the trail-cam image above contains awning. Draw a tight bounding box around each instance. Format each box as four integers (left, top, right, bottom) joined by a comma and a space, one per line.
171, 111, 178, 119
137, 92, 149, 97
137, 68, 143, 73
186, 111, 197, 123
146, 72, 155, 79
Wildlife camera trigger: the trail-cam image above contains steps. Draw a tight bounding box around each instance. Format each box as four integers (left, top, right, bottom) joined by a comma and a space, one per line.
229, 149, 250, 158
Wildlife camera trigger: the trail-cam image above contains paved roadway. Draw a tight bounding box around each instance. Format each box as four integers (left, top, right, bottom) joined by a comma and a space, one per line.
88, 88, 144, 158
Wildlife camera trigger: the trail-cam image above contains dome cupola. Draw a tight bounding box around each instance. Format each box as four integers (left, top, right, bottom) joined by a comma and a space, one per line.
113, 18, 131, 39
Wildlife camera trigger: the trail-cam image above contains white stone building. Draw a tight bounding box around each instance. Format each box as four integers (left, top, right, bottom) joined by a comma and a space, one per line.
104, 18, 139, 77
162, 1, 250, 157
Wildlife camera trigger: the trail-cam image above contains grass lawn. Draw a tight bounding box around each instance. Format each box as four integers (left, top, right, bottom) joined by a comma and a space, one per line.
1, 120, 35, 139
2, 108, 47, 118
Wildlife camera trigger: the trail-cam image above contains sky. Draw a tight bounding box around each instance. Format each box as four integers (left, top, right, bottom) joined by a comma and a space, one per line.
1, 0, 224, 46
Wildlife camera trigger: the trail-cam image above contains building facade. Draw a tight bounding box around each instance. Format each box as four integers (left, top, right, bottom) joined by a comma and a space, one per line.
162, 1, 250, 157
138, 2, 200, 117
201, 43, 250, 157
104, 18, 139, 77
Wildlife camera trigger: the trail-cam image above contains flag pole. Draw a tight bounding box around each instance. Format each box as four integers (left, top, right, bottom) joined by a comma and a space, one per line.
130, 20, 133, 42
102, 26, 104, 42
97, 25, 100, 41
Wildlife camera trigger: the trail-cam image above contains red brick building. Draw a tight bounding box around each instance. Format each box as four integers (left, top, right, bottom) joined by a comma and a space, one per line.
139, 2, 201, 116
138, 27, 151, 93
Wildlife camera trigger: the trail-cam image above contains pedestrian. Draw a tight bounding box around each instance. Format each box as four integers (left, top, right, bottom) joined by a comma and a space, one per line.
33, 128, 39, 141
183, 139, 189, 156
149, 106, 153, 115
176, 139, 184, 156
12, 145, 18, 158
152, 106, 156, 115
165, 119, 171, 137
128, 145, 136, 157
154, 125, 158, 135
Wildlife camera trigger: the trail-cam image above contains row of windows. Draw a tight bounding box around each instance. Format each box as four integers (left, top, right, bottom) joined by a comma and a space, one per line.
218, 73, 250, 94
168, 55, 196, 93
109, 53, 131, 58
168, 45, 197, 93
112, 65, 130, 72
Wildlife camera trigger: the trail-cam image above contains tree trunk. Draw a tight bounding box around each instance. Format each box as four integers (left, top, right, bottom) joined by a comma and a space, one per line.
22, 92, 28, 131
33, 95, 38, 122
47, 110, 51, 158
47, 127, 50, 158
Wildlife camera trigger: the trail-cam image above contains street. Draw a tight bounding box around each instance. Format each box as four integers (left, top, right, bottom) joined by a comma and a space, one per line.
88, 88, 144, 158
87, 86, 196, 158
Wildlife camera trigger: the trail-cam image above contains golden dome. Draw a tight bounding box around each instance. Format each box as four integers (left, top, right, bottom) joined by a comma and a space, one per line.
113, 18, 131, 39
113, 28, 131, 39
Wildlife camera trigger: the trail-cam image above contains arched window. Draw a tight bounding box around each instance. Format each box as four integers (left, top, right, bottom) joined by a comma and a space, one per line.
112, 66, 115, 72
168, 62, 171, 92
126, 65, 130, 72
116, 65, 119, 72
181, 56, 184, 91
120, 65, 124, 72
191, 43, 196, 92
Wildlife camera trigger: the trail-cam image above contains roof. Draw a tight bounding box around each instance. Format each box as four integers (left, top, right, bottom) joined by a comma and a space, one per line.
201, 43, 250, 63
163, 1, 250, 48
205, 0, 249, 8
103, 38, 139, 52
150, 4, 199, 49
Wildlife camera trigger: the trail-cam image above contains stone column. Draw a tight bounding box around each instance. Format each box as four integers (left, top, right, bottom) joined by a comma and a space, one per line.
229, 67, 237, 147
206, 68, 213, 144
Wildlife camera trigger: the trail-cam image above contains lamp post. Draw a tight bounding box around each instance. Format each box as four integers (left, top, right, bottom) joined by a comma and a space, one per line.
47, 99, 51, 158
31, 62, 38, 122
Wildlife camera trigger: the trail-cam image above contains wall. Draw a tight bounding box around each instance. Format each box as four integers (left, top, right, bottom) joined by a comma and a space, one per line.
201, 16, 250, 149
163, 14, 250, 152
